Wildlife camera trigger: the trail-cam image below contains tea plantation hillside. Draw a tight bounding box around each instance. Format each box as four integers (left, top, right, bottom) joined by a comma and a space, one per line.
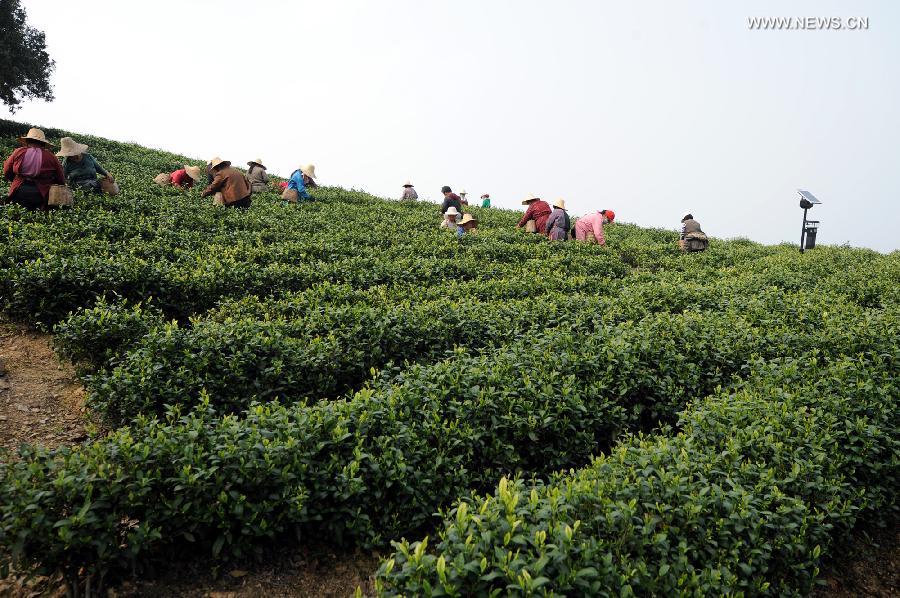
0, 119, 897, 596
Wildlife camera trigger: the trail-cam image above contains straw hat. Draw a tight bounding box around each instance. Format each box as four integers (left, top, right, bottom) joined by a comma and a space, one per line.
18, 128, 53, 147
460, 189, 467, 195
403, 180, 414, 187
445, 206, 460, 217
247, 158, 266, 169
56, 137, 89, 157
553, 198, 566, 210
300, 164, 317, 179
459, 214, 478, 225
210, 157, 231, 169
521, 193, 540, 205
184, 165, 202, 181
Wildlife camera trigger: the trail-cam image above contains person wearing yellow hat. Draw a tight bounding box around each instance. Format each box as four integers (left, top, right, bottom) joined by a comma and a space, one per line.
2, 128, 64, 210
56, 137, 111, 193
247, 159, 269, 194
544, 199, 570, 241
154, 165, 202, 189
401, 180, 418, 201
201, 157, 252, 208
286, 164, 316, 202
456, 213, 478, 237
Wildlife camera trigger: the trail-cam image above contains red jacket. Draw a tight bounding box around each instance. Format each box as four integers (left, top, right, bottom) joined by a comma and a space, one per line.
3, 146, 65, 200
170, 169, 194, 189
518, 200, 552, 232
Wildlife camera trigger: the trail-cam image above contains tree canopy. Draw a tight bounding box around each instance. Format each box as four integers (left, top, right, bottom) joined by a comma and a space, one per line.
0, 0, 54, 112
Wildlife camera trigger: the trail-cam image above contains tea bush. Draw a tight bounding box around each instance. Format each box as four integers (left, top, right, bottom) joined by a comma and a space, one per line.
1, 119, 897, 594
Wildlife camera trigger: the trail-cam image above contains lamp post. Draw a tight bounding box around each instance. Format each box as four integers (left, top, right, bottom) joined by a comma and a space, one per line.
797, 189, 822, 253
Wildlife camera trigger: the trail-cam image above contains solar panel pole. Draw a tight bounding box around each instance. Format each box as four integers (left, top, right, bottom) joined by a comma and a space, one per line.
800, 207, 809, 253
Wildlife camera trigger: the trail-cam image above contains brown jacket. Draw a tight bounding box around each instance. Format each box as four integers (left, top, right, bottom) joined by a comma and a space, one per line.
202, 167, 251, 205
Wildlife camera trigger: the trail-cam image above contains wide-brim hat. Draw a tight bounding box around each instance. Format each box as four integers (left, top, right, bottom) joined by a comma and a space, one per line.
459, 214, 478, 225
184, 165, 202, 181
210, 157, 230, 169
300, 164, 317, 179
460, 189, 467, 195
521, 193, 540, 205
18, 128, 53, 147
403, 180, 413, 187
56, 137, 89, 157
248, 158, 266, 169
481, 194, 490, 198
553, 198, 566, 210
445, 206, 460, 217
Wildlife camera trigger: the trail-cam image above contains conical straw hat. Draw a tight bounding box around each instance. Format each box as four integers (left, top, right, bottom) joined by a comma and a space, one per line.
553, 198, 566, 210
210, 157, 230, 169
459, 214, 478, 225
300, 164, 317, 179
521, 193, 540, 205
56, 137, 89, 157
248, 158, 266, 169
18, 128, 53, 147
184, 165, 202, 181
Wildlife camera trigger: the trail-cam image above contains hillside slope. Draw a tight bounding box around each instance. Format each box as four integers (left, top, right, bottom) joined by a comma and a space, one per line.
0, 120, 897, 596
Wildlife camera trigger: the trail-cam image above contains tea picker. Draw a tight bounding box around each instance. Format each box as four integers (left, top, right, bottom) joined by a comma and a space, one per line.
517, 193, 551, 234
201, 157, 253, 209
56, 137, 115, 194
679, 214, 708, 252
2, 128, 65, 210
282, 164, 316, 203
545, 198, 570, 241
247, 159, 269, 194
574, 209, 614, 245
401, 181, 418, 201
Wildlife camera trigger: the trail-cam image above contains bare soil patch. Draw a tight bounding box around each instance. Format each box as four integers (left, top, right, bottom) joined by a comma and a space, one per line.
0, 322, 88, 456
814, 521, 899, 597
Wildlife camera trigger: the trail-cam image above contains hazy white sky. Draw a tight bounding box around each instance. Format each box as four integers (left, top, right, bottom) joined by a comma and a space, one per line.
10, 0, 900, 251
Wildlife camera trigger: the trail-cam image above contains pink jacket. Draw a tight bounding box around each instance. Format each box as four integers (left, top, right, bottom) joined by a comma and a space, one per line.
575, 212, 606, 244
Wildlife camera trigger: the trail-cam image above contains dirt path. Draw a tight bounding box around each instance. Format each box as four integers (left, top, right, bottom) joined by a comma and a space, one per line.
0, 322, 88, 456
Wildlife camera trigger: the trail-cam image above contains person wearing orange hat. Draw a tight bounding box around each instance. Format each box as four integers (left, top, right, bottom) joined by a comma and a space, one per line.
574, 209, 614, 245
2, 128, 64, 211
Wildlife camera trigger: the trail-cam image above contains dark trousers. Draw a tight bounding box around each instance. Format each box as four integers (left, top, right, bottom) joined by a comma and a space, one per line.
226, 196, 251, 209
72, 178, 102, 194
9, 182, 46, 211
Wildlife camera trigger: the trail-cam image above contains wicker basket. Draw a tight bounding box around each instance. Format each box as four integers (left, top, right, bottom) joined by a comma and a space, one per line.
100, 177, 120, 196
48, 185, 74, 207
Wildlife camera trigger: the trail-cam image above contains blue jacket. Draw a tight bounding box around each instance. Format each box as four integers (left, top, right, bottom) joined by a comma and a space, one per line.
287, 169, 311, 200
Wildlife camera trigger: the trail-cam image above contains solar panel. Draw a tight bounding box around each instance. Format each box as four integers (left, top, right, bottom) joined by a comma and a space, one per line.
797, 189, 822, 205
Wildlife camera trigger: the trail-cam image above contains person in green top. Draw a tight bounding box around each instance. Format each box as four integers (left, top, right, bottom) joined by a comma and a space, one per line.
56, 137, 110, 193
481, 193, 491, 208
